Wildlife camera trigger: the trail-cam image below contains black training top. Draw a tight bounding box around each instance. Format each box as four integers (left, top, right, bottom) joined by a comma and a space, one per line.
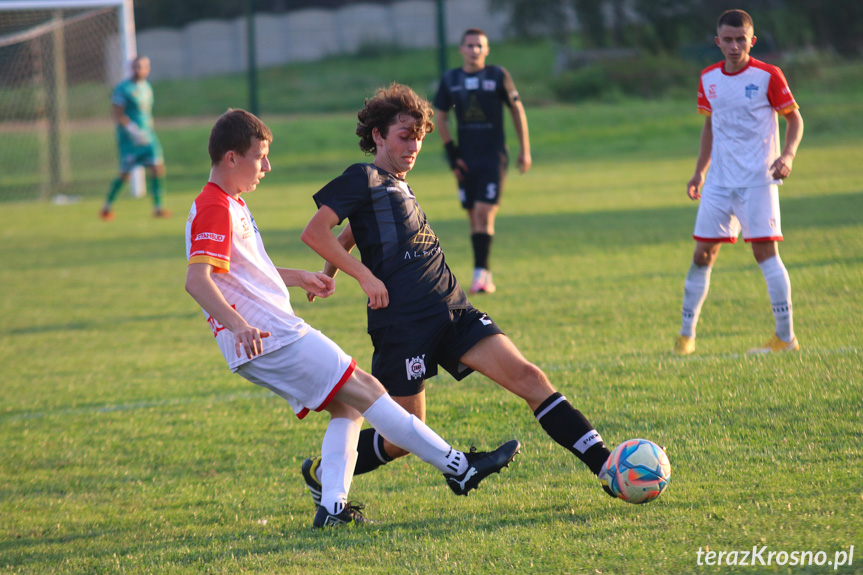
433, 65, 518, 163
313, 163, 469, 331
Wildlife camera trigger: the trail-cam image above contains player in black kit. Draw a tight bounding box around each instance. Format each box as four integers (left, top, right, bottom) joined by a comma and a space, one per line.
299, 83, 620, 504
434, 28, 531, 294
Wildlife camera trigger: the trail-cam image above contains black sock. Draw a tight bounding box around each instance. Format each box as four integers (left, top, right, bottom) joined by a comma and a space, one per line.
534, 392, 611, 475
353, 428, 392, 475
471, 233, 492, 270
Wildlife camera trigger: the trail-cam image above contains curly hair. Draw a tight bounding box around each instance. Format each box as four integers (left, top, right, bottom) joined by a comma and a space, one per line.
356, 83, 435, 155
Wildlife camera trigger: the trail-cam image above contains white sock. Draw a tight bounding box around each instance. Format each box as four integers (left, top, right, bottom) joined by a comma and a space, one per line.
759, 255, 794, 342
319, 418, 360, 514
362, 394, 468, 476
681, 263, 712, 338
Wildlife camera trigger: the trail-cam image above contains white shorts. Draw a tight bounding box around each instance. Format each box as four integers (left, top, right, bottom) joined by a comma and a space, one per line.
693, 184, 783, 243
235, 329, 356, 419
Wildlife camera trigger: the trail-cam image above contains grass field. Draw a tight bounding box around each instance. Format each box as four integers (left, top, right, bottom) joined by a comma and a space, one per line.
2, 86, 862, 573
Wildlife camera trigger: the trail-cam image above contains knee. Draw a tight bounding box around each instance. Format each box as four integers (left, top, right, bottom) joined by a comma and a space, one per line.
386, 444, 410, 459
509, 361, 555, 402
693, 250, 717, 268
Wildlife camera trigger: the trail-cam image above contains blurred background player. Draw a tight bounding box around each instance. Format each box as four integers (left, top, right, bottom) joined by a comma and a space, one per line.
675, 9, 803, 355
301, 84, 616, 505
434, 28, 531, 294
100, 56, 169, 220
185, 109, 519, 528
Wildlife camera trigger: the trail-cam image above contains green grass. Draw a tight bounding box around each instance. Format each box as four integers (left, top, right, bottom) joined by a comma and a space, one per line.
2, 88, 862, 573
2, 37, 861, 201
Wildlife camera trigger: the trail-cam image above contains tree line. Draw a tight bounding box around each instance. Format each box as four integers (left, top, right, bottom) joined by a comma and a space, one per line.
491, 0, 862, 57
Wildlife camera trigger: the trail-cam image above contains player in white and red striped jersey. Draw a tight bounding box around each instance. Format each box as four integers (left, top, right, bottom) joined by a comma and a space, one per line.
674, 9, 804, 356
184, 109, 519, 528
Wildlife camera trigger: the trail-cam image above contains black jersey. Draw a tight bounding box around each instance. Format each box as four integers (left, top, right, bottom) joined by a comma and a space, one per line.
433, 65, 519, 163
313, 163, 469, 331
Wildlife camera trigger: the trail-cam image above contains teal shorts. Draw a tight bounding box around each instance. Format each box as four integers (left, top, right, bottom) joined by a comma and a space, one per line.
118, 133, 163, 173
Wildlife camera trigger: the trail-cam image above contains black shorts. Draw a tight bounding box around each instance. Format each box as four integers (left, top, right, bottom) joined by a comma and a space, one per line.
458, 156, 507, 209
369, 307, 505, 396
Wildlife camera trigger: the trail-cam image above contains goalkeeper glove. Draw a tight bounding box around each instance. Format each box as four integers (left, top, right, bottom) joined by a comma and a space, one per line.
125, 122, 150, 146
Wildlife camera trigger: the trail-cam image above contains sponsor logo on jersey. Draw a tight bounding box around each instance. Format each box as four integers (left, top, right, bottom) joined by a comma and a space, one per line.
480, 314, 493, 326
196, 232, 225, 242
406, 355, 427, 380
745, 83, 759, 99
403, 245, 442, 260
708, 84, 717, 99
465, 77, 479, 90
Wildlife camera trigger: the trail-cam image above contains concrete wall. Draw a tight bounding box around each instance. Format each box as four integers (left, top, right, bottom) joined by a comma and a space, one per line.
138, 0, 509, 81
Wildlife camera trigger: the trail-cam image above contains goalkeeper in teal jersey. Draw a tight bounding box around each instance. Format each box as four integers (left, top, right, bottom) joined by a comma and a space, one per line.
100, 56, 169, 220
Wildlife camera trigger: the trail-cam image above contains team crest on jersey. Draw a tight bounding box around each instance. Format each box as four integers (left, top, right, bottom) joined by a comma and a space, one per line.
708, 84, 717, 99
465, 77, 479, 90
482, 79, 496, 91
745, 83, 759, 99
387, 182, 414, 198
405, 354, 427, 380
240, 217, 253, 239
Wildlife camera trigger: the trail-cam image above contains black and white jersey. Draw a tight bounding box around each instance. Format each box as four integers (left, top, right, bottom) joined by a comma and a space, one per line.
433, 65, 519, 163
313, 163, 469, 331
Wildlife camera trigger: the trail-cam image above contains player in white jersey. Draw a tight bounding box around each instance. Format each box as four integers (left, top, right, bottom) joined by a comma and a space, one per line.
674, 9, 804, 356
184, 109, 520, 528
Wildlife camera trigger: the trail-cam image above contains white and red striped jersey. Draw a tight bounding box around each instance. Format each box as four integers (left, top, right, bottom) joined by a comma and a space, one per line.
697, 58, 798, 187
186, 182, 309, 371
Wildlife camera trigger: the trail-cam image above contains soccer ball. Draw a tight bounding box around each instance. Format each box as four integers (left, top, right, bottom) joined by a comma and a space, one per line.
605, 438, 671, 504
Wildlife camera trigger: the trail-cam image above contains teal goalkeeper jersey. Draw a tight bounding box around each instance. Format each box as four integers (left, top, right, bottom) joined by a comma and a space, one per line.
111, 78, 155, 148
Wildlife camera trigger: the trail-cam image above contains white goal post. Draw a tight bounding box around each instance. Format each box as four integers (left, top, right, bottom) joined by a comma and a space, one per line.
0, 0, 145, 201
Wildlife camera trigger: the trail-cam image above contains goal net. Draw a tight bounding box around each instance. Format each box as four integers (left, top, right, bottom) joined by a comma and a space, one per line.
0, 1, 135, 202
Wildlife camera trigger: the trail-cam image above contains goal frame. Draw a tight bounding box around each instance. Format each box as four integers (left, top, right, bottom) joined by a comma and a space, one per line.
0, 0, 143, 199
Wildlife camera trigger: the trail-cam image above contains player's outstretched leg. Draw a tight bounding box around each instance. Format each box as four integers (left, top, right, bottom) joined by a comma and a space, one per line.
597, 457, 619, 498
301, 457, 323, 506
302, 393, 521, 507
313, 502, 368, 528
444, 439, 520, 496
532, 392, 619, 499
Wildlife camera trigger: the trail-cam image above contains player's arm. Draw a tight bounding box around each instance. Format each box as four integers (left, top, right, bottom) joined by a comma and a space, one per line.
687, 116, 713, 200
112, 102, 148, 145
502, 68, 531, 173
111, 103, 126, 126
304, 225, 355, 302
185, 262, 270, 359
276, 268, 335, 298
435, 108, 468, 179
509, 100, 531, 173
771, 108, 803, 180
301, 205, 389, 309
